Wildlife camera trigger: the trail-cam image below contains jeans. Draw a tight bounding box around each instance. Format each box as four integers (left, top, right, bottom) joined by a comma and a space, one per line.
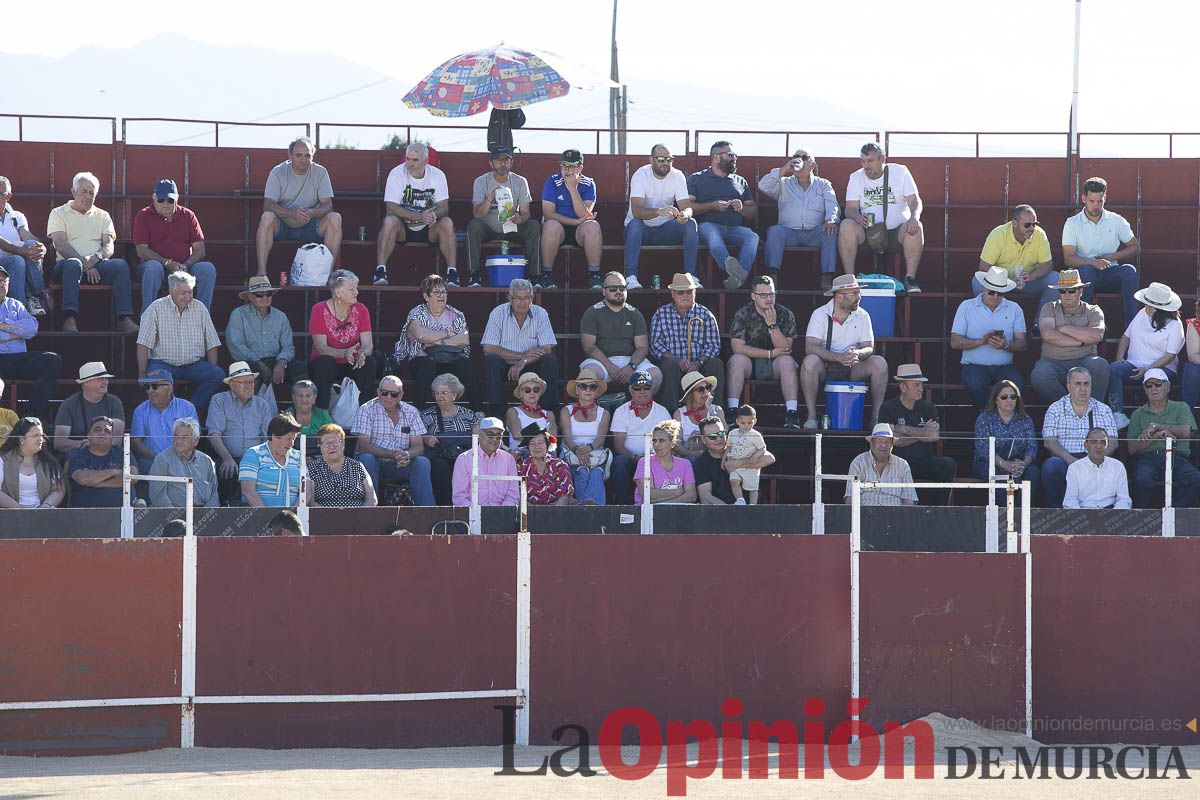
1131, 451, 1200, 509
972, 459, 1042, 507
137, 260, 217, 314
1040, 456, 1074, 509
1108, 361, 1176, 411
698, 222, 759, 273
483, 352, 559, 416
972, 270, 1059, 324
962, 363, 1024, 410
1183, 361, 1200, 409
55, 257, 134, 317
624, 218, 699, 275
1077, 263, 1139, 331
0, 350, 63, 422
147, 359, 226, 413
610, 453, 637, 505
572, 466, 607, 505
356, 452, 435, 506
764, 225, 837, 273
1030, 356, 1111, 403
0, 241, 45, 305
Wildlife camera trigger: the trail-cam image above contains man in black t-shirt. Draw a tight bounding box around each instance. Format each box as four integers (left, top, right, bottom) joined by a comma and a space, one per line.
694, 415, 775, 505
877, 364, 957, 505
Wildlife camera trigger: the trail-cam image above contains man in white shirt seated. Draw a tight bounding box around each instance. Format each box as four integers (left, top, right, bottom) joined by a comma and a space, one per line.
1063, 427, 1131, 509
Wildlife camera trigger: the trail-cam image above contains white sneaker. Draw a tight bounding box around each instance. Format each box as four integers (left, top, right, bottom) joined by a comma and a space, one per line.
25, 294, 46, 316
734, 498, 747, 505
1113, 411, 1131, 430
625, 275, 643, 290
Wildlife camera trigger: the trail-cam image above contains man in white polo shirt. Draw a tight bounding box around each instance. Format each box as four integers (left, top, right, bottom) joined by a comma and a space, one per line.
1062, 176, 1141, 332
801, 274, 888, 429
623, 144, 697, 290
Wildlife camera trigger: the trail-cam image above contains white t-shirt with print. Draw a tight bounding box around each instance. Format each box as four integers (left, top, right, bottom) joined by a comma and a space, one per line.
384, 164, 449, 231
845, 163, 918, 230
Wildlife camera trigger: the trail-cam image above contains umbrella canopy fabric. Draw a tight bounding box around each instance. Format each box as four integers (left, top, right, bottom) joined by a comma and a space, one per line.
403, 45, 571, 118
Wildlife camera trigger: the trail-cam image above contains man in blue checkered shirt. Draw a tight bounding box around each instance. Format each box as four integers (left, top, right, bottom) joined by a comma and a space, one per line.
649, 273, 722, 411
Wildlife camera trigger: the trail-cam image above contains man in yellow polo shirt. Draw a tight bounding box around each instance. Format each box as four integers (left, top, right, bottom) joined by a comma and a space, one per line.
973, 204, 1059, 329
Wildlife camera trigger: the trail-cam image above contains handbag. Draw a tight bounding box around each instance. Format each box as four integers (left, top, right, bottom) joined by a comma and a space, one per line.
424, 343, 465, 365
563, 445, 613, 480
864, 164, 890, 255
329, 377, 360, 429
430, 411, 470, 461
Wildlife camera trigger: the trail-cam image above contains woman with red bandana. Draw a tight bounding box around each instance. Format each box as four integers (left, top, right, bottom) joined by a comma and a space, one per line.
505, 372, 558, 450
672, 371, 723, 460
558, 368, 611, 505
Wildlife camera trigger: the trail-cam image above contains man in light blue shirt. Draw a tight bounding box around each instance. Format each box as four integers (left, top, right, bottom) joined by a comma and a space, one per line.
225, 275, 300, 390
951, 266, 1028, 409
131, 369, 198, 472
1062, 176, 1141, 331
758, 148, 840, 289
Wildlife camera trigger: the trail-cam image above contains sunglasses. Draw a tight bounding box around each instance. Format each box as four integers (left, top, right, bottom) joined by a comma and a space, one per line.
692, 386, 712, 394
252, 292, 274, 298
997, 393, 1018, 400
986, 290, 1001, 296
156, 197, 177, 205
795, 154, 812, 161
715, 151, 736, 158
704, 431, 727, 440
1058, 288, 1079, 294
1145, 381, 1166, 388
653, 156, 674, 164
379, 390, 401, 397
144, 383, 168, 391
1021, 222, 1037, 229
604, 285, 627, 292
521, 386, 542, 393
575, 382, 598, 391
630, 385, 652, 391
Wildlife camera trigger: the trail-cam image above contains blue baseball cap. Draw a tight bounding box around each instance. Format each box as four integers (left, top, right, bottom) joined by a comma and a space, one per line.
139, 369, 174, 385
154, 179, 179, 201
629, 371, 653, 388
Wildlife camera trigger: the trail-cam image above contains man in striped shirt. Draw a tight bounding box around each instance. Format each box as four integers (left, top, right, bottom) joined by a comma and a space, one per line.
136, 271, 224, 413
844, 423, 918, 507
481, 278, 559, 418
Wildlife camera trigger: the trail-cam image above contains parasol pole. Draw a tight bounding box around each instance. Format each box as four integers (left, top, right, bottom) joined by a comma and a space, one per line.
1067, 0, 1082, 203
610, 0, 620, 155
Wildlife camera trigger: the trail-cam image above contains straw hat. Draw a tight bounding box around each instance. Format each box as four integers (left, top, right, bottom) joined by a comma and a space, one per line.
239, 275, 281, 301
1055, 269, 1090, 290
1134, 282, 1182, 312
892, 364, 928, 383
680, 371, 717, 398
223, 361, 255, 384
667, 273, 702, 291
512, 371, 548, 399
824, 274, 861, 296
974, 265, 1017, 293
76, 361, 114, 384
566, 368, 607, 398
865, 422, 896, 442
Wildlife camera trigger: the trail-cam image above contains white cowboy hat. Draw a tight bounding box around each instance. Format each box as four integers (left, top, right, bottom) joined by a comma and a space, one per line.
974, 266, 1017, 293
1134, 282, 1182, 312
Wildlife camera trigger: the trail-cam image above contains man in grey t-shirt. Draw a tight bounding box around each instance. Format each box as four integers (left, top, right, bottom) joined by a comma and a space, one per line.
254, 136, 342, 276
465, 147, 541, 288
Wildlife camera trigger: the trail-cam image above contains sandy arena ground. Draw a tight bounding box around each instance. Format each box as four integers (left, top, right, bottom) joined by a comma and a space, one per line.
2, 715, 1197, 799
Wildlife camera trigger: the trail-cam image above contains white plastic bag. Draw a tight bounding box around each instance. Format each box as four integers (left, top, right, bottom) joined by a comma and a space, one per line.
329, 377, 360, 430
290, 243, 334, 287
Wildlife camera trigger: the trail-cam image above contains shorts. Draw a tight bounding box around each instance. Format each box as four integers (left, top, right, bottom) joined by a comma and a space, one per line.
399, 225, 431, 244
730, 467, 761, 491
562, 224, 581, 248
751, 356, 798, 380
824, 362, 853, 381
580, 355, 655, 382
275, 216, 322, 243
857, 226, 903, 254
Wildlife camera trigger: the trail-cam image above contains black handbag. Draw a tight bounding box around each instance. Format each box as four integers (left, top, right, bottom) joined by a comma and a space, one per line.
424, 344, 465, 365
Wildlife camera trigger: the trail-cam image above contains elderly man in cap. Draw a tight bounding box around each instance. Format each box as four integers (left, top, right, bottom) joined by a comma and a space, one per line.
0, 175, 49, 315
1108, 281, 1184, 414
66, 416, 134, 508
688, 140, 758, 290
649, 273, 722, 411
451, 416, 519, 506
1127, 368, 1200, 508
623, 144, 698, 290
801, 273, 888, 429
206, 361, 274, 503
255, 136, 341, 277
53, 361, 125, 455
878, 364, 957, 505
609, 370, 672, 505
844, 423, 918, 506
974, 204, 1059, 327
1040, 365, 1120, 508
225, 275, 299, 395
0, 262, 62, 423
758, 147, 840, 290
133, 178, 217, 314
1063, 427, 1131, 510
46, 170, 138, 333
467, 147, 542, 289
1063, 176, 1141, 331
1031, 269, 1112, 410
481, 277, 559, 419
131, 369, 198, 473
374, 142, 457, 288
727, 274, 801, 427
137, 271, 224, 413
951, 266, 1028, 410
541, 148, 602, 289
351, 375, 435, 506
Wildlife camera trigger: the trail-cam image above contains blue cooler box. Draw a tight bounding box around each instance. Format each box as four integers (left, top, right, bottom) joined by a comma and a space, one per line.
486, 255, 527, 288
825, 381, 868, 430
858, 277, 896, 338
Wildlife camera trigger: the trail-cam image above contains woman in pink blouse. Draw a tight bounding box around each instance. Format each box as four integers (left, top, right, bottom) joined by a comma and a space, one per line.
395, 274, 477, 410
308, 269, 380, 409
517, 424, 574, 506
633, 419, 697, 505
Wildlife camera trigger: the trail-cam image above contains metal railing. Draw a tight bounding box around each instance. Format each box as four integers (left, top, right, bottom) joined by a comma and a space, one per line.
314, 122, 691, 155
121, 118, 311, 148
0, 113, 118, 143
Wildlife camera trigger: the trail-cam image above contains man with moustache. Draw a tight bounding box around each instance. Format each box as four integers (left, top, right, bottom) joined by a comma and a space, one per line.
466, 146, 542, 289
687, 141, 758, 290
623, 144, 698, 290
838, 142, 924, 293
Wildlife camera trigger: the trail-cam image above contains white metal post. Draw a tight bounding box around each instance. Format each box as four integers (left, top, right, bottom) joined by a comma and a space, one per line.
1021, 480, 1032, 739
121, 433, 133, 539
1163, 437, 1176, 537
639, 435, 653, 535
985, 437, 998, 553
469, 432, 481, 535
849, 477, 861, 744
181, 478, 197, 748
1005, 478, 1017, 553
812, 434, 825, 534
296, 434, 310, 535
514, 522, 531, 745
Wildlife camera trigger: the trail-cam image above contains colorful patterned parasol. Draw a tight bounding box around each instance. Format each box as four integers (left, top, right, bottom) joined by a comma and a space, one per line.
402, 45, 572, 118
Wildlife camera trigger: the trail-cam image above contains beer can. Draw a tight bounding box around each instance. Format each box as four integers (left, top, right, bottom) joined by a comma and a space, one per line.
499, 240, 510, 255
867, 213, 876, 226
279, 271, 288, 287
358, 226, 367, 241
651, 275, 661, 290
821, 414, 830, 430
